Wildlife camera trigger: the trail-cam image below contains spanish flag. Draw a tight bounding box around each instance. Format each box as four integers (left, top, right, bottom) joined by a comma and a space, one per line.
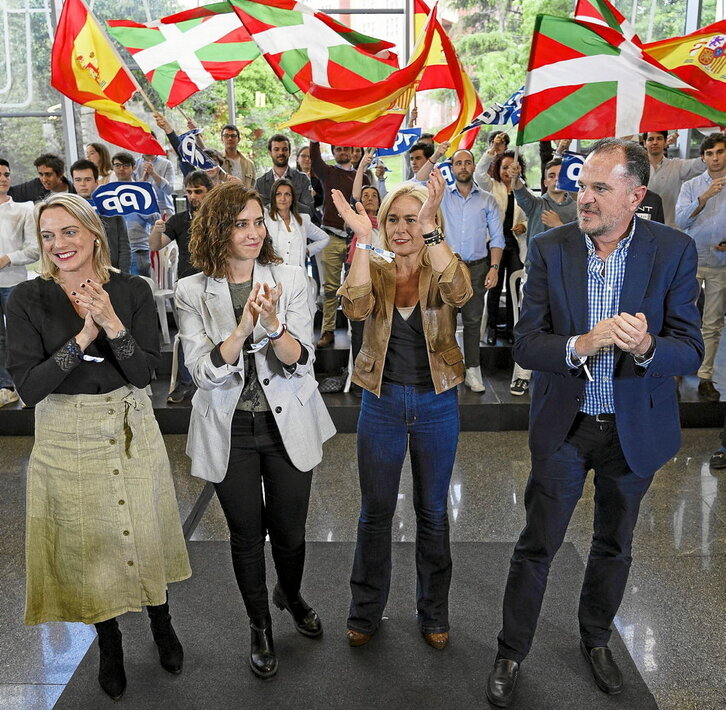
51, 0, 165, 155
644, 21, 726, 110
413, 0, 483, 153
279, 4, 439, 148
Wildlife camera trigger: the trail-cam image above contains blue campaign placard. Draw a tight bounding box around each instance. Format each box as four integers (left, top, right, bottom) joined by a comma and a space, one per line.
437, 160, 456, 187
557, 152, 584, 192
92, 182, 160, 217
376, 128, 422, 156
177, 128, 216, 169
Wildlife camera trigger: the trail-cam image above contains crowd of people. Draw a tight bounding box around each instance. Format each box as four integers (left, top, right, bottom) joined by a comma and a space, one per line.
0, 123, 723, 706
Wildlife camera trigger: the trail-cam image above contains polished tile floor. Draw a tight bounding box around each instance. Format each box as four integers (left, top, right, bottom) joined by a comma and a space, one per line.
0, 427, 724, 709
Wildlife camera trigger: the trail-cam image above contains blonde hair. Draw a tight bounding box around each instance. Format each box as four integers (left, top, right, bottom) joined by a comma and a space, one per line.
376, 182, 445, 267
36, 193, 112, 283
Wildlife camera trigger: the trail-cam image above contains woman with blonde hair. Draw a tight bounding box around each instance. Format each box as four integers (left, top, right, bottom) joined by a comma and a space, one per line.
6, 193, 191, 701
175, 182, 335, 679
85, 142, 113, 184
334, 171, 472, 650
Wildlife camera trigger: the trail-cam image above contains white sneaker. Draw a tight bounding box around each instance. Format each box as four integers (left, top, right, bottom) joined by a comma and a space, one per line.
0, 388, 20, 407
465, 367, 486, 393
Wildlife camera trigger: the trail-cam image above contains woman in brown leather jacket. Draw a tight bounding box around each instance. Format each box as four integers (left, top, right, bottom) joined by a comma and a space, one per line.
332, 170, 472, 651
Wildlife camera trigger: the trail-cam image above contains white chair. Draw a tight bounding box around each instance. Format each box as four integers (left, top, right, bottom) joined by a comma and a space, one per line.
148, 242, 179, 345
509, 268, 525, 324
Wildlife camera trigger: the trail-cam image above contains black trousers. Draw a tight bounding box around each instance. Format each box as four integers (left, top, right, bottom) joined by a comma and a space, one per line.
497, 413, 653, 663
213, 410, 313, 622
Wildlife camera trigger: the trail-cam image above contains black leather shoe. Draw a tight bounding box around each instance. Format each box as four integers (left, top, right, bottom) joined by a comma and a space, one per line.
250, 619, 278, 679
485, 658, 519, 708
486, 327, 497, 346
147, 601, 184, 674
272, 583, 323, 638
94, 618, 126, 701
710, 450, 726, 469
580, 640, 623, 694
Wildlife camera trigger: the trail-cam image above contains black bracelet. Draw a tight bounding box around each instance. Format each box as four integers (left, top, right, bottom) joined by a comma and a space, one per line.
423, 228, 444, 246
268, 323, 287, 341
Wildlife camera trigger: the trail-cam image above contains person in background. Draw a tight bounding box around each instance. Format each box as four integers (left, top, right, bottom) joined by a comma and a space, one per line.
220, 124, 256, 188
479, 150, 528, 346
255, 134, 314, 215
85, 143, 113, 185
675, 132, 726, 402
296, 144, 323, 222
112, 151, 161, 278
0, 158, 37, 407
134, 140, 175, 218
70, 159, 131, 273
6, 193, 191, 701
175, 183, 335, 679
335, 172, 472, 651
9, 153, 74, 203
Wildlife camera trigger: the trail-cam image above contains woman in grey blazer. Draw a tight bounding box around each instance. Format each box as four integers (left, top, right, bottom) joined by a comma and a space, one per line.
175, 183, 335, 679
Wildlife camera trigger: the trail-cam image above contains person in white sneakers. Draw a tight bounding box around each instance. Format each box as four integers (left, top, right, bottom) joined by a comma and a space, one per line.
0, 158, 37, 406
417, 147, 504, 393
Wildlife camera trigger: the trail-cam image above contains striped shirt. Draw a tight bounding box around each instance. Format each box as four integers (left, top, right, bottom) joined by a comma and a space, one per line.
566, 220, 638, 415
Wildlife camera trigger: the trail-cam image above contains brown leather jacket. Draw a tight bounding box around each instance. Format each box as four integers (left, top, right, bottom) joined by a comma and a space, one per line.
338, 255, 473, 396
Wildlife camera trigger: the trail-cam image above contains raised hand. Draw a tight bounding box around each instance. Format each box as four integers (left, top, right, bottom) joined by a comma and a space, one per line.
251, 282, 283, 332
419, 168, 446, 231
331, 189, 373, 243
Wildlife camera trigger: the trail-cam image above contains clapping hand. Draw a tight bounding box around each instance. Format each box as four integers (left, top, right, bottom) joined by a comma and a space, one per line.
331, 189, 373, 244
72, 280, 124, 338
250, 282, 283, 332
419, 169, 446, 231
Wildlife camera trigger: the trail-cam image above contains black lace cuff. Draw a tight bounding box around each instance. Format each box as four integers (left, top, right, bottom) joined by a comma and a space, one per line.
108, 329, 136, 360
53, 338, 83, 373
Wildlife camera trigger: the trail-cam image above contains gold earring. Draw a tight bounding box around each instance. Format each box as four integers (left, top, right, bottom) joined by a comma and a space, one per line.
95, 239, 100, 246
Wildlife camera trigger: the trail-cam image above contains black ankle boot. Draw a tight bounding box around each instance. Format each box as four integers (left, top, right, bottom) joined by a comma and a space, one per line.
146, 601, 184, 674
486, 326, 497, 346
272, 583, 323, 638
94, 618, 126, 701
249, 617, 277, 679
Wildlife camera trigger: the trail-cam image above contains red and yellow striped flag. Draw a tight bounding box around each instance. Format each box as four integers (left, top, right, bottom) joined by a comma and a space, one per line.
279, 4, 439, 148
413, 0, 483, 153
51, 0, 165, 155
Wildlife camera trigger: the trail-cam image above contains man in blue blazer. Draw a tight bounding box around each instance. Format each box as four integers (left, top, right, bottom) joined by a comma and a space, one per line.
485, 138, 703, 708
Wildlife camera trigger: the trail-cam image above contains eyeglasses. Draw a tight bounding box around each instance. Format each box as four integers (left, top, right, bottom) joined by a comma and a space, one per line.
112, 163, 130, 168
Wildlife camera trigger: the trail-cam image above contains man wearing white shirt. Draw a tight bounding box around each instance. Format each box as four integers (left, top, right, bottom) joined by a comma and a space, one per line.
134, 143, 175, 217
675, 133, 726, 401
0, 159, 38, 406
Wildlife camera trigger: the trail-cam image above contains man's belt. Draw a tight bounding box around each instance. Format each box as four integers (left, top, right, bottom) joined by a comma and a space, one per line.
464, 257, 488, 267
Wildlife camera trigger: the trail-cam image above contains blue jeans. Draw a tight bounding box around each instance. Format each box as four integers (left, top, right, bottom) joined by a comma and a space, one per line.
348, 383, 459, 635
0, 286, 16, 389
130, 249, 151, 277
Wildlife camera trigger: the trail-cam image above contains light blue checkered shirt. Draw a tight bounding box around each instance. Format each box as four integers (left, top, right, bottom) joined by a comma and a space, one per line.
566, 221, 636, 415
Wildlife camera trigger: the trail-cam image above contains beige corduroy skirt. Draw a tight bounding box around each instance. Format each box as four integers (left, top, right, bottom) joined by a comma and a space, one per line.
24, 385, 192, 625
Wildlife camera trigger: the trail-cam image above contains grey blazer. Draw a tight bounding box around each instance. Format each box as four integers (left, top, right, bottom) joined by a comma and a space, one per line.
175, 262, 335, 482
255, 167, 314, 216
101, 215, 131, 273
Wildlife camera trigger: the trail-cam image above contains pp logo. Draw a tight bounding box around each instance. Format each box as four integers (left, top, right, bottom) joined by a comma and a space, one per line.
438, 160, 456, 187
92, 182, 159, 217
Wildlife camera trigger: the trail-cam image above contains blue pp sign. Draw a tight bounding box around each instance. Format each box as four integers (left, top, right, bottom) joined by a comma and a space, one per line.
92, 182, 159, 217
437, 160, 456, 187
556, 152, 584, 192
178, 128, 216, 169
376, 128, 422, 156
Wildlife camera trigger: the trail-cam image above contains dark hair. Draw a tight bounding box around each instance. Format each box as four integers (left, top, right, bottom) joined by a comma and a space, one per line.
488, 131, 511, 146
360, 184, 381, 212
0, 158, 9, 169
34, 153, 64, 175
544, 157, 563, 172
587, 138, 650, 188
203, 148, 224, 166
408, 141, 435, 159
640, 130, 668, 143
268, 178, 302, 225
111, 152, 134, 167
189, 183, 281, 278
699, 132, 726, 156
489, 150, 526, 183
221, 124, 240, 139
184, 170, 213, 189
420, 133, 435, 141
70, 159, 99, 180
267, 133, 290, 152
86, 142, 112, 176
